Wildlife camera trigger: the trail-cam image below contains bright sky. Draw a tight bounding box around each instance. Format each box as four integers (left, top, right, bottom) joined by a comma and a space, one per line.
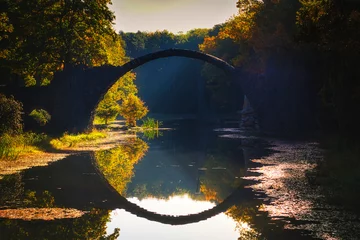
109, 0, 238, 33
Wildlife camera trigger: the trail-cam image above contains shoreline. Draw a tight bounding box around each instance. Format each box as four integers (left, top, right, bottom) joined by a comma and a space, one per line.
0, 126, 133, 178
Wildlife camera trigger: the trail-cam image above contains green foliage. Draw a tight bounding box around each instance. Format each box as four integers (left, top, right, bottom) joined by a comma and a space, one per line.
29, 109, 51, 126
0, 132, 48, 161
95, 97, 121, 125
50, 131, 106, 149
1, 0, 115, 84
94, 137, 148, 195
0, 94, 23, 135
140, 118, 163, 140
141, 117, 162, 129
119, 94, 149, 127
120, 29, 210, 57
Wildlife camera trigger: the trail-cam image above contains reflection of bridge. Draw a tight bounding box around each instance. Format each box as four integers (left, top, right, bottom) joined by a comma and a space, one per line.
20, 152, 252, 226
92, 154, 253, 225
110, 186, 252, 225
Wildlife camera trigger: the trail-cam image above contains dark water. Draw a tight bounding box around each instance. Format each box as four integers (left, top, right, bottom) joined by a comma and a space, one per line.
0, 120, 359, 239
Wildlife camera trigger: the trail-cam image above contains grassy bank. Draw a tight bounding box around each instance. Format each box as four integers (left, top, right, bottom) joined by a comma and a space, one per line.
0, 133, 49, 161
0, 130, 107, 161
50, 131, 107, 149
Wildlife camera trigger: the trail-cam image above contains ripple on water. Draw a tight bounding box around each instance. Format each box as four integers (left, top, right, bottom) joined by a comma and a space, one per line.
243, 140, 360, 240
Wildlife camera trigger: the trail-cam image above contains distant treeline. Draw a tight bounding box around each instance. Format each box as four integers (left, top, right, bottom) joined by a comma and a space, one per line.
119, 29, 242, 114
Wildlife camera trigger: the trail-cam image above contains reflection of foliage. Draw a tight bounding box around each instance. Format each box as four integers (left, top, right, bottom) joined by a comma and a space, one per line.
0, 209, 115, 240
226, 205, 263, 240
24, 190, 55, 208
200, 142, 244, 202
129, 183, 204, 201
0, 174, 24, 205
94, 137, 148, 195
142, 129, 163, 140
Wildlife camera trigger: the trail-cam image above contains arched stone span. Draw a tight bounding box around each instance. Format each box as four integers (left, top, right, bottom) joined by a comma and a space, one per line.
47, 49, 238, 133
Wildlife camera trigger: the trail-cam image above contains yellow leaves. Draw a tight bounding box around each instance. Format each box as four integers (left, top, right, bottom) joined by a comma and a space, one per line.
94, 138, 148, 195
119, 94, 148, 127
199, 184, 218, 201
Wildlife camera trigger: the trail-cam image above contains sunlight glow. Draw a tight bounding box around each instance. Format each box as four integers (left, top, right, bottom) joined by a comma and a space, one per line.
106, 194, 239, 240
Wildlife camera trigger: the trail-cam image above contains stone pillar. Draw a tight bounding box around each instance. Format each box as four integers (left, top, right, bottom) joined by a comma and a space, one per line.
239, 95, 260, 131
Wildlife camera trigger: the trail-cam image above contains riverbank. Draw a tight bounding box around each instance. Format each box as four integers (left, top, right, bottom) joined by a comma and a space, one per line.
0, 121, 133, 178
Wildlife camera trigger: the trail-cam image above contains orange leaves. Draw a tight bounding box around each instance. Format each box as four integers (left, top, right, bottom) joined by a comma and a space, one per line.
199, 36, 217, 53
200, 184, 218, 201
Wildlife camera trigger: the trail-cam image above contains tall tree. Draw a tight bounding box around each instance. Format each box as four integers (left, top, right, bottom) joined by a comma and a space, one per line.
1, 0, 115, 85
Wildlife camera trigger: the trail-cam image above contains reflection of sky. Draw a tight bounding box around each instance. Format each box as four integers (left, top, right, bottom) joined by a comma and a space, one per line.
106, 194, 238, 240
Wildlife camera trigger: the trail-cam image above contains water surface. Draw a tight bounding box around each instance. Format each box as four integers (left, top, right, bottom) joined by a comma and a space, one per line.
0, 120, 359, 239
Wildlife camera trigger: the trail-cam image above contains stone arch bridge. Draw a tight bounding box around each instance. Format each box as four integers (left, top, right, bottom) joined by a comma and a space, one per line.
1, 49, 246, 133
0, 48, 315, 134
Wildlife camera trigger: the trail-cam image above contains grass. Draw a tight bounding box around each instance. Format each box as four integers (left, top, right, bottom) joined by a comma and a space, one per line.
50, 130, 107, 149
141, 117, 162, 129
0, 132, 48, 161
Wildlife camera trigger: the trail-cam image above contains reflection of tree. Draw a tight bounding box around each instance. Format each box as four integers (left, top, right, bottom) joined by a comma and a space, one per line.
0, 209, 118, 240
129, 183, 204, 201
94, 137, 148, 195
0, 174, 54, 208
199, 139, 245, 202
226, 205, 263, 240
0, 174, 24, 205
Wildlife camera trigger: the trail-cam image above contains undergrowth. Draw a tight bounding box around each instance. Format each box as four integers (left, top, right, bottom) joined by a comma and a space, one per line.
50, 130, 107, 149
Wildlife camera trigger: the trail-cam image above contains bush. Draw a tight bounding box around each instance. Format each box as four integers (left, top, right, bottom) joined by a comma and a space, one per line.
119, 94, 148, 127
29, 109, 51, 126
141, 117, 162, 129
0, 94, 23, 135
0, 132, 48, 160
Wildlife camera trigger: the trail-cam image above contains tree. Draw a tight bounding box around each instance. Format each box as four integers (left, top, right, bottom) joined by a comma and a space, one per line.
1, 0, 115, 85
0, 94, 23, 135
95, 95, 121, 125
119, 94, 148, 127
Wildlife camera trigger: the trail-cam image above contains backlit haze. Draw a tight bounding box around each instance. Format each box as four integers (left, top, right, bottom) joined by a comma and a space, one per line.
109, 0, 238, 33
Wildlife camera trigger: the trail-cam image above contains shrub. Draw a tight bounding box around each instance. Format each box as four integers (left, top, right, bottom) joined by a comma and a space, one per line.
141, 117, 162, 129
0, 132, 47, 160
29, 109, 51, 126
119, 94, 148, 127
0, 94, 23, 135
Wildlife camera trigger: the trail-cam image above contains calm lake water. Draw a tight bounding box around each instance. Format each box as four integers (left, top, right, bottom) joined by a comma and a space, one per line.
0, 119, 359, 239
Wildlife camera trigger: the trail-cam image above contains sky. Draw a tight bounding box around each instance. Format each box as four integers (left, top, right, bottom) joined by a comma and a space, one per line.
108, 0, 238, 33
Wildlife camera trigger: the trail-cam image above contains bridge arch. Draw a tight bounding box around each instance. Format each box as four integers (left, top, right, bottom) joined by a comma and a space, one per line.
49, 49, 238, 133
91, 154, 251, 225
